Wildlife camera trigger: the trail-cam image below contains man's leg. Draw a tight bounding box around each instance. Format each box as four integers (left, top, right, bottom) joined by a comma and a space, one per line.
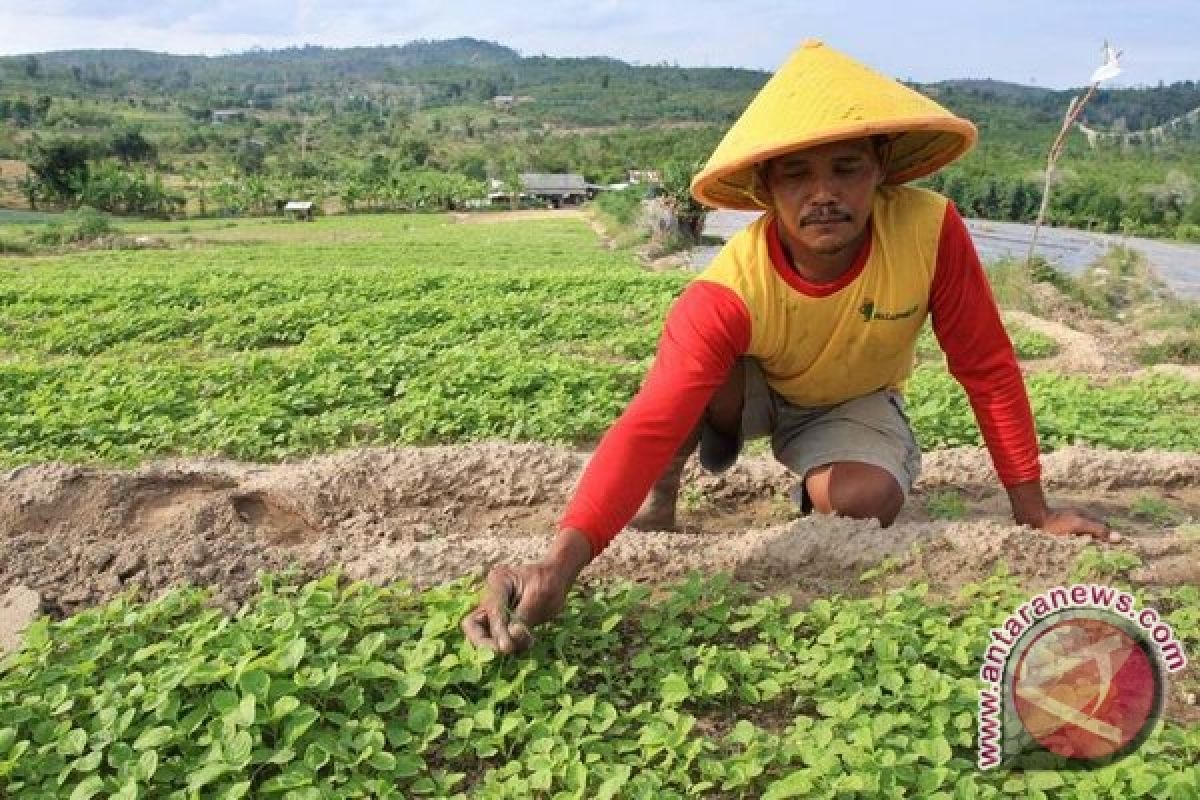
803, 462, 905, 527
774, 388, 921, 528
628, 359, 746, 531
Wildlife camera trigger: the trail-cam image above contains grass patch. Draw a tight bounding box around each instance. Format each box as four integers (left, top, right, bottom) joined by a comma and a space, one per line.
984, 257, 1044, 313
1060, 245, 1166, 320
0, 234, 32, 255
589, 189, 650, 250
1137, 332, 1200, 366
30, 206, 118, 247
591, 187, 644, 228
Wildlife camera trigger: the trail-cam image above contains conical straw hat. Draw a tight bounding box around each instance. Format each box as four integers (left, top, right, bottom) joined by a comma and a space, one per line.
691, 40, 978, 210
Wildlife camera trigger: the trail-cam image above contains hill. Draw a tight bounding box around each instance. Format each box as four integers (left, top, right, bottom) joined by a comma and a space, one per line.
0, 38, 1197, 240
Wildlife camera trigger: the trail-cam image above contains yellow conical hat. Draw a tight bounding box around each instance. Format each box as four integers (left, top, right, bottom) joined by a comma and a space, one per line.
691, 40, 978, 210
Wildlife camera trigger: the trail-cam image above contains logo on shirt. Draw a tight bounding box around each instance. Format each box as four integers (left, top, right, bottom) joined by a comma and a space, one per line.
860, 299, 918, 322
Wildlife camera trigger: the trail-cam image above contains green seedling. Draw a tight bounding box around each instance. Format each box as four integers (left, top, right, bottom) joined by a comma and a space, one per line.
925, 490, 969, 521
2, 570, 1195, 797
1069, 546, 1143, 582
1129, 495, 1183, 526
679, 484, 707, 513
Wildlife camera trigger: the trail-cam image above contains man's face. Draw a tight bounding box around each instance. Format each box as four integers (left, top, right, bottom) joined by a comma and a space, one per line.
761, 138, 884, 258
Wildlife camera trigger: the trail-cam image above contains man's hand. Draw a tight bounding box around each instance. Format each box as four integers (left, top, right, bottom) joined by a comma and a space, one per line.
1037, 507, 1121, 544
1007, 481, 1120, 544
461, 527, 594, 654
461, 561, 571, 654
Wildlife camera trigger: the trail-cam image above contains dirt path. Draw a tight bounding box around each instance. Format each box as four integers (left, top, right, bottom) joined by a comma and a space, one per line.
2, 443, 1196, 618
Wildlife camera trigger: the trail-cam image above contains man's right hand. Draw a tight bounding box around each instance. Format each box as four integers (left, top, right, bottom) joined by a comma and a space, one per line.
461, 562, 571, 654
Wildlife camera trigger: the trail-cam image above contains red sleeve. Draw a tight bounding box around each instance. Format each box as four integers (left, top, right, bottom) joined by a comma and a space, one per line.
929, 201, 1042, 487
559, 280, 751, 557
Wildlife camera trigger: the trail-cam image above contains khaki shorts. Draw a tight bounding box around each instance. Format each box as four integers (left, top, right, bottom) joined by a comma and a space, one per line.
698, 357, 922, 511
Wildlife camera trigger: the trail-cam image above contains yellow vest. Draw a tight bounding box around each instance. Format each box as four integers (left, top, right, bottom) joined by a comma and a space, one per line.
696, 185, 947, 407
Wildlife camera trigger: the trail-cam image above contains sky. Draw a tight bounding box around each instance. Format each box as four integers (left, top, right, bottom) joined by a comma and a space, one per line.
0, 1, 1195, 89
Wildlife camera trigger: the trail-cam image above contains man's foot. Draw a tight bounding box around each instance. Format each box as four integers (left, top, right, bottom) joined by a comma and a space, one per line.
628, 493, 679, 531
628, 428, 700, 532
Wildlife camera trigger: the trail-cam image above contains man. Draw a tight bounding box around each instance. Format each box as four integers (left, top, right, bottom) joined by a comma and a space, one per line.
463, 40, 1116, 654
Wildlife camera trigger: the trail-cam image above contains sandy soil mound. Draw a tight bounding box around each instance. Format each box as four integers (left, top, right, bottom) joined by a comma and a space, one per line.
1002, 310, 1134, 375
3, 444, 1198, 622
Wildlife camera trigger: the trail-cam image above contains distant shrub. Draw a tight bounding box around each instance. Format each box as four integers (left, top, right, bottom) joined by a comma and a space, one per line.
32, 206, 117, 246
1175, 223, 1200, 243
593, 187, 644, 227
0, 234, 32, 254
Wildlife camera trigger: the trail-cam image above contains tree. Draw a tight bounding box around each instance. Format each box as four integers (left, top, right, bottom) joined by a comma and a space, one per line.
341, 182, 364, 213
234, 139, 266, 175
395, 136, 431, 168
659, 159, 707, 238
110, 129, 157, 166
8, 98, 33, 128
27, 138, 94, 204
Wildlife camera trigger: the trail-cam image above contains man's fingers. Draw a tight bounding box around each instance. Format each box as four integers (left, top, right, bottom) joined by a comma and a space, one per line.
461, 607, 495, 648
463, 565, 544, 653
1074, 512, 1121, 544
486, 606, 516, 653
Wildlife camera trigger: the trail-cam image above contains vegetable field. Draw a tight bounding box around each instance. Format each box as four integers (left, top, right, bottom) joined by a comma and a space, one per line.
2, 214, 1198, 466
1, 212, 1198, 798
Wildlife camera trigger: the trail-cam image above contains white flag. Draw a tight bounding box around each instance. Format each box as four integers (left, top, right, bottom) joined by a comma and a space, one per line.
1090, 40, 1122, 84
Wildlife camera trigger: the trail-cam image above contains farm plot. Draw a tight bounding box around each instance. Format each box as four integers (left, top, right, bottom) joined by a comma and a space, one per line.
1, 213, 1198, 798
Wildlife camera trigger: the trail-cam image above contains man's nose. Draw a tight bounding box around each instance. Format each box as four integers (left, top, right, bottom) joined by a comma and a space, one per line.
809, 173, 840, 202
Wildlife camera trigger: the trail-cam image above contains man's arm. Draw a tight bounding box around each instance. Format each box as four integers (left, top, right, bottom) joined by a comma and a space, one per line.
928, 201, 1115, 542
463, 280, 752, 652
559, 280, 752, 557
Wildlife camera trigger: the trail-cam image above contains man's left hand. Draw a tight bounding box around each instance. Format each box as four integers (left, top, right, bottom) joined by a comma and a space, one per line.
1036, 507, 1121, 544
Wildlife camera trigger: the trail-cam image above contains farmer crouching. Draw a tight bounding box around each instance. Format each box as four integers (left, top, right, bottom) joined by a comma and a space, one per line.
463, 39, 1116, 654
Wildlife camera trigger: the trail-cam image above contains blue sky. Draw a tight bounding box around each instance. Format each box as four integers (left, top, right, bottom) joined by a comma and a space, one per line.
0, 1, 1195, 89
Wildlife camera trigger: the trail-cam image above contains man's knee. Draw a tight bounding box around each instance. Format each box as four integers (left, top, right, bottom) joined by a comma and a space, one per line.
805, 462, 904, 526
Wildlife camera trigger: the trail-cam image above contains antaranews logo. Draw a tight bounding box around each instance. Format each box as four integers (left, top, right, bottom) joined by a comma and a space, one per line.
977, 584, 1187, 770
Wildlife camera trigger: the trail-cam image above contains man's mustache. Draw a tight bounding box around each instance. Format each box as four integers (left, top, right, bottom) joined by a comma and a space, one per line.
800, 208, 852, 225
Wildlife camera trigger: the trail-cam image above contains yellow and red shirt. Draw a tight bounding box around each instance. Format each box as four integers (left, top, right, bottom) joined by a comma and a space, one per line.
563, 188, 1042, 556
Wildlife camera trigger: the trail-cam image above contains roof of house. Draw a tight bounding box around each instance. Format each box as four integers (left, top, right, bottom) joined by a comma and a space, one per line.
519, 173, 587, 193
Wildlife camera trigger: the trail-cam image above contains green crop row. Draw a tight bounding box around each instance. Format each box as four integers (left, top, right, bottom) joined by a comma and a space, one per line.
905, 367, 1200, 452
2, 215, 1197, 466
1, 571, 1196, 799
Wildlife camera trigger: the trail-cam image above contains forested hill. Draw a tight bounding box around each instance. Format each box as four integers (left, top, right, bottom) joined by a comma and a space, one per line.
1, 38, 1198, 241
5, 40, 1199, 129
929, 79, 1200, 132
0, 38, 769, 127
